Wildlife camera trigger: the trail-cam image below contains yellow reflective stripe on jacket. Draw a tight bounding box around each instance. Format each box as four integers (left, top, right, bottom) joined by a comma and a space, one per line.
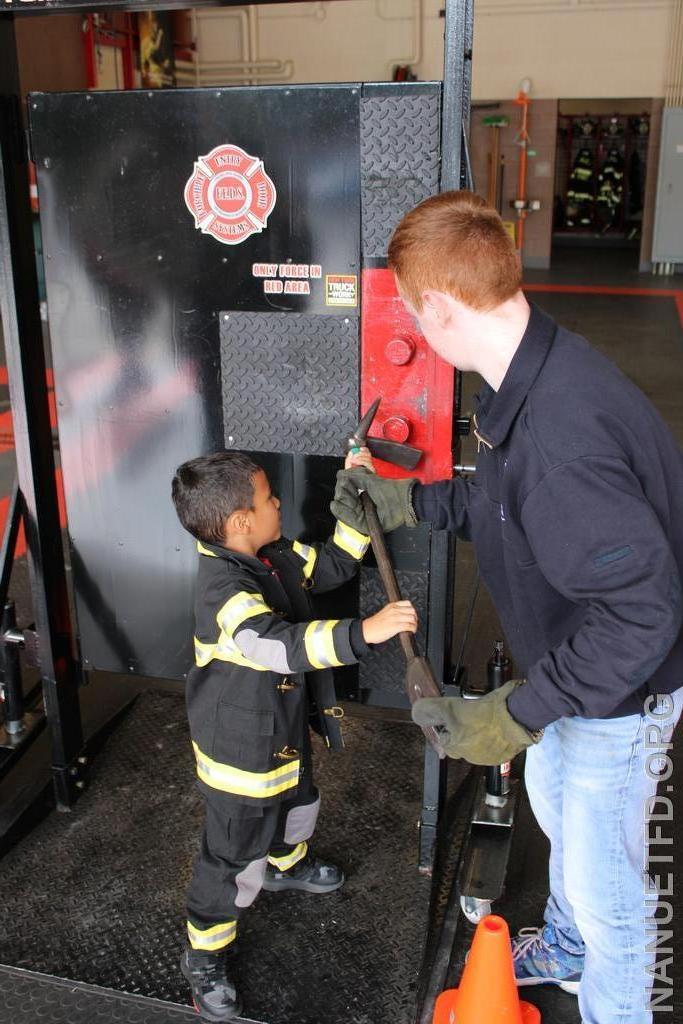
187, 919, 237, 951
197, 541, 218, 558
268, 840, 308, 872
194, 591, 274, 671
292, 540, 318, 580
333, 520, 370, 560
194, 635, 268, 672
193, 741, 300, 798
304, 619, 343, 669
217, 591, 272, 638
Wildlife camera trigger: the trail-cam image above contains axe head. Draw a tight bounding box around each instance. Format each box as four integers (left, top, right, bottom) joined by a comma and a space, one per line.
348, 398, 423, 471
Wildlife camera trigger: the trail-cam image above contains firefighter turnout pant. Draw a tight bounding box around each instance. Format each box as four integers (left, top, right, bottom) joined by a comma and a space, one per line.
186, 732, 319, 953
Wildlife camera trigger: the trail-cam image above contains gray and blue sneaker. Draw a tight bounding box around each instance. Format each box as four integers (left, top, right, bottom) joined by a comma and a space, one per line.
512, 924, 584, 995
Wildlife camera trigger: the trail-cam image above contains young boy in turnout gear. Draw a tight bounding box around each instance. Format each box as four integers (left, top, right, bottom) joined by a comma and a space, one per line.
332, 191, 683, 1024
172, 449, 417, 1022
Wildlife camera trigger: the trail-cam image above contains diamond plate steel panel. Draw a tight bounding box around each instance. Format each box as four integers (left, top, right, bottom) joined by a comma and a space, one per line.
220, 312, 359, 456
0, 966, 200, 1024
0, 690, 432, 1024
361, 90, 440, 258
359, 567, 429, 693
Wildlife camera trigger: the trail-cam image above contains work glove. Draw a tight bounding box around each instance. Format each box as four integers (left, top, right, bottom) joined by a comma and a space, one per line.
411, 679, 543, 765
331, 468, 418, 534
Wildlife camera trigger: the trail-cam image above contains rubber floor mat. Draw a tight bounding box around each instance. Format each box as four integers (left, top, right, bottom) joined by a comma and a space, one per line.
0, 690, 433, 1024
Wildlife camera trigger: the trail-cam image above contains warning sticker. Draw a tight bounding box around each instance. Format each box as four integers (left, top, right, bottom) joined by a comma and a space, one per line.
325, 274, 357, 307
252, 262, 321, 297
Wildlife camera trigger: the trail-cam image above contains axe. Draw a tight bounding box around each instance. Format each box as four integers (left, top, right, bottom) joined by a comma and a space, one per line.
347, 400, 446, 759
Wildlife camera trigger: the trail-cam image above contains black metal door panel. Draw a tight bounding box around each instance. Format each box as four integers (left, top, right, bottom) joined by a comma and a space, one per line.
30, 85, 361, 678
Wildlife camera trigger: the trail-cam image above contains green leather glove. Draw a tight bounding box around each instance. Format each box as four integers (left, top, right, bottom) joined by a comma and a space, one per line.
330, 471, 369, 534
331, 468, 418, 534
411, 679, 543, 765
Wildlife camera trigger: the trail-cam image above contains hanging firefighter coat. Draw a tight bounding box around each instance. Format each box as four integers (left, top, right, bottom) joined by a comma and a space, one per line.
186, 520, 370, 812
565, 146, 595, 228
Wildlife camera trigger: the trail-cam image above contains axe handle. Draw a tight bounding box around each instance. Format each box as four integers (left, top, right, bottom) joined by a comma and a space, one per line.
360, 491, 417, 663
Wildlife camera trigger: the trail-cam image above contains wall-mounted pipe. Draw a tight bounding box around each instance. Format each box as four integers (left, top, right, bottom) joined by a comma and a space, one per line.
258, 2, 327, 21
664, 0, 683, 105
175, 60, 295, 85
188, 7, 294, 86
375, 0, 423, 77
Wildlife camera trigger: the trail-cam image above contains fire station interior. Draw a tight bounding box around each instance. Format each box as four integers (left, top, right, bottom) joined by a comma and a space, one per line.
0, 3, 681, 1024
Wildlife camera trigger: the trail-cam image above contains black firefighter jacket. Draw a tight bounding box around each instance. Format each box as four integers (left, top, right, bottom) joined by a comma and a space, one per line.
413, 303, 683, 732
186, 519, 370, 812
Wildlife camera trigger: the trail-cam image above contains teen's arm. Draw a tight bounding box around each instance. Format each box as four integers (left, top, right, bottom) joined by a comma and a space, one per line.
411, 478, 476, 539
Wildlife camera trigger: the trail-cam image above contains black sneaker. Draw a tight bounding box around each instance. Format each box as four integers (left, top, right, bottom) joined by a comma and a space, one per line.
180, 948, 242, 1022
262, 849, 345, 893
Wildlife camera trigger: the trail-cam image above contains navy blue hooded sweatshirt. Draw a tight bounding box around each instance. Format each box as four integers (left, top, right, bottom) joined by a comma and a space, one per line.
413, 303, 683, 731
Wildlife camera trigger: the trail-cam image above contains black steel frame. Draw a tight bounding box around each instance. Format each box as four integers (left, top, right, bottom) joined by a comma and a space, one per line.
0, 16, 83, 809
0, 0, 474, 835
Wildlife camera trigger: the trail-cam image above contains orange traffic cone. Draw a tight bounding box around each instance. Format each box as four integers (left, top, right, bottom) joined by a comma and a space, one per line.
433, 915, 541, 1023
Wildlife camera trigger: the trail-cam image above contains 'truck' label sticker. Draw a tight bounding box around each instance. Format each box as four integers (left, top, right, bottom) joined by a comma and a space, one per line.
325, 274, 357, 307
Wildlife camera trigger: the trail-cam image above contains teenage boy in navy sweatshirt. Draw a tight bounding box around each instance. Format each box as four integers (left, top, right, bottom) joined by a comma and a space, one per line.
333, 190, 683, 1024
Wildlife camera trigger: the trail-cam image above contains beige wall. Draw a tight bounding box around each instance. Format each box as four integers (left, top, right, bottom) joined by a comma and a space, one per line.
467, 2, 675, 101
470, 99, 558, 268
14, 4, 678, 103
190, 1, 676, 100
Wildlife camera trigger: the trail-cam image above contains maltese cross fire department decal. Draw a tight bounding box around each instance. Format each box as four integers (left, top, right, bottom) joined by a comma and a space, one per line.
184, 144, 277, 245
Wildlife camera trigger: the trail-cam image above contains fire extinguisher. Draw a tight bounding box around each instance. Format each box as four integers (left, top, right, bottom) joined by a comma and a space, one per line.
485, 640, 512, 805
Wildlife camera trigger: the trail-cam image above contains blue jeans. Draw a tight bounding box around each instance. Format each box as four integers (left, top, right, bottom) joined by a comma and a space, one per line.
525, 688, 683, 1024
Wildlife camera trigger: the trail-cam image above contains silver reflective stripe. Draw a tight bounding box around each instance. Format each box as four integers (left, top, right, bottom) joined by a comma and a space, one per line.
187, 919, 237, 951
194, 744, 300, 797
194, 634, 269, 672
234, 856, 268, 908
284, 796, 321, 845
217, 592, 271, 638
306, 619, 337, 669
293, 540, 317, 579
267, 840, 308, 872
333, 520, 370, 559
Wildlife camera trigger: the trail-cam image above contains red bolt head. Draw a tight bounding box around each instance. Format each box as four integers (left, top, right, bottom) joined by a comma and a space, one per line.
385, 337, 416, 366
382, 416, 411, 443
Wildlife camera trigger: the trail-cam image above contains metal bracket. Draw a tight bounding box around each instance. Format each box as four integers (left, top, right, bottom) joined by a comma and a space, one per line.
458, 775, 520, 919
52, 754, 89, 808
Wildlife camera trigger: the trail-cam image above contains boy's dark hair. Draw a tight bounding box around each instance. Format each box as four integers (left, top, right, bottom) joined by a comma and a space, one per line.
172, 451, 262, 544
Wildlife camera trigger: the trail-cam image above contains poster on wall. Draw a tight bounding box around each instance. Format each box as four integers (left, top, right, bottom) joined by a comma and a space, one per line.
138, 12, 176, 89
